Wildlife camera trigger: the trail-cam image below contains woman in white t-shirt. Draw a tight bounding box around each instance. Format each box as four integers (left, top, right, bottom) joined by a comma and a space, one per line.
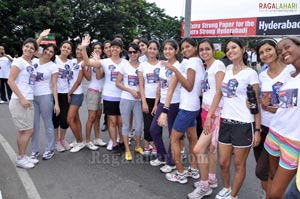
265, 37, 300, 199
30, 43, 60, 161
189, 39, 226, 198
83, 42, 106, 150
215, 38, 261, 199
67, 44, 85, 153
81, 36, 125, 155
149, 39, 181, 173
8, 38, 39, 169
254, 38, 294, 199
53, 41, 75, 152
116, 42, 144, 161
161, 38, 205, 185
138, 40, 160, 156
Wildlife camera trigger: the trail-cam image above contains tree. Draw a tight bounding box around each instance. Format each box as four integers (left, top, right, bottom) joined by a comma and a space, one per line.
0, 0, 182, 54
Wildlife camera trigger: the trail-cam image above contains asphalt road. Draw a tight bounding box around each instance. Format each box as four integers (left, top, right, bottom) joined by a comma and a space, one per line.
0, 84, 261, 199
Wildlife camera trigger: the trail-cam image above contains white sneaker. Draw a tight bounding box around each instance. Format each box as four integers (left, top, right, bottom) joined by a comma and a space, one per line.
165, 171, 188, 184
106, 140, 113, 151
94, 138, 107, 147
186, 167, 200, 179
0, 100, 6, 104
16, 156, 35, 169
70, 142, 85, 153
69, 140, 77, 148
26, 156, 39, 164
150, 158, 166, 166
188, 184, 212, 199
215, 187, 231, 199
194, 179, 218, 189
86, 141, 99, 150
160, 165, 176, 173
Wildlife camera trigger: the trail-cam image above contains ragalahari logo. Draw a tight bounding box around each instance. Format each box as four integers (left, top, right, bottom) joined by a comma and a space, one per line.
258, 2, 298, 12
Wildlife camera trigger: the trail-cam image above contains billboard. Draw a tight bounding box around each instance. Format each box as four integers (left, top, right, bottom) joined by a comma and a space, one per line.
181, 14, 300, 37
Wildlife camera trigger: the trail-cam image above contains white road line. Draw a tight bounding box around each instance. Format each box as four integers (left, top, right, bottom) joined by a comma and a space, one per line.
0, 134, 41, 199
0, 190, 2, 199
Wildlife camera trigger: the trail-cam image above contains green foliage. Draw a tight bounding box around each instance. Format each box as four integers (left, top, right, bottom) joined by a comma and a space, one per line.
0, 0, 182, 55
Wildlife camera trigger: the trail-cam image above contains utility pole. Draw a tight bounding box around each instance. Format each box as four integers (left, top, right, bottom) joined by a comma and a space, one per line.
184, 0, 192, 37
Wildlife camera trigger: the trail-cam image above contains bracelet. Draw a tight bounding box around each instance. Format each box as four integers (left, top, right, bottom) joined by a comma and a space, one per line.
255, 128, 262, 133
162, 106, 169, 114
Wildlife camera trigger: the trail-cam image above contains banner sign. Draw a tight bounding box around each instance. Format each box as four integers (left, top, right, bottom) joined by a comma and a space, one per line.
182, 14, 300, 37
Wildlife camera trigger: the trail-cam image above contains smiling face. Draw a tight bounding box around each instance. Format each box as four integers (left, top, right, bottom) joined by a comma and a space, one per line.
104, 42, 111, 58
43, 46, 55, 61
163, 42, 177, 61
181, 41, 196, 59
111, 45, 122, 58
258, 43, 278, 65
147, 42, 159, 59
93, 44, 102, 57
139, 42, 147, 54
76, 44, 83, 59
128, 47, 139, 61
226, 41, 244, 63
22, 42, 36, 58
277, 38, 300, 67
198, 41, 214, 62
60, 42, 73, 57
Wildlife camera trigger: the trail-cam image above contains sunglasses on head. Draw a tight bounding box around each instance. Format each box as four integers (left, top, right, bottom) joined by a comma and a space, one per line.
128, 50, 137, 54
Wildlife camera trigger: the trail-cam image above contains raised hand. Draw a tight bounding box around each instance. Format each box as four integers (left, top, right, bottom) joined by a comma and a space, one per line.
40, 29, 51, 37
81, 35, 91, 47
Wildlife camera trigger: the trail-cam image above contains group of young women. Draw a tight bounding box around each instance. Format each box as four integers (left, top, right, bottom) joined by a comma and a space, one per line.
7, 31, 300, 199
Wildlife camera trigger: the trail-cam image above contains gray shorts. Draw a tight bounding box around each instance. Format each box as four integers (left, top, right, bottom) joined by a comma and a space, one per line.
86, 90, 102, 111
9, 99, 34, 131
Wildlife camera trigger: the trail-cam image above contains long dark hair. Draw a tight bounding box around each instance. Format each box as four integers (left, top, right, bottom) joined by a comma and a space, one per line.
225, 37, 247, 65
43, 43, 58, 62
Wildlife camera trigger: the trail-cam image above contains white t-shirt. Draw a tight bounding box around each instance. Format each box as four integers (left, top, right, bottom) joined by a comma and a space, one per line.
202, 60, 226, 108
138, 61, 160, 99
0, 56, 11, 78
11, 57, 37, 100
180, 57, 205, 111
117, 63, 140, 100
101, 58, 128, 101
259, 65, 295, 127
32, 58, 59, 96
159, 61, 182, 104
87, 66, 104, 92
138, 54, 148, 63
221, 65, 259, 123
269, 73, 300, 141
68, 59, 83, 94
55, 55, 76, 94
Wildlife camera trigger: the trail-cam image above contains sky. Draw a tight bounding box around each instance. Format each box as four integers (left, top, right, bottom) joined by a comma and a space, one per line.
146, 0, 300, 20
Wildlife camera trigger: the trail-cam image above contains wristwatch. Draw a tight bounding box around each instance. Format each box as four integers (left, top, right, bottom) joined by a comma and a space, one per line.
255, 128, 262, 133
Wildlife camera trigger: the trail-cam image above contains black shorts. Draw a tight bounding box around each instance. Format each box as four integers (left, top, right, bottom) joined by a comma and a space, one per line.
219, 119, 254, 148
103, 100, 120, 116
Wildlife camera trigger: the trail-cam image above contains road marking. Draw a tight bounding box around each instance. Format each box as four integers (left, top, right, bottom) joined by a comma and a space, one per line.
0, 190, 2, 199
0, 134, 41, 199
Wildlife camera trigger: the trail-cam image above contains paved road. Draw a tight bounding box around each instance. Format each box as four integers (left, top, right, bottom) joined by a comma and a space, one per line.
0, 88, 261, 199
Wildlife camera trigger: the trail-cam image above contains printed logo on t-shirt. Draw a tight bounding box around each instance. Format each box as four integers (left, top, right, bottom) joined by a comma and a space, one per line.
33, 63, 38, 69
108, 65, 117, 82
27, 66, 36, 85
160, 78, 168, 89
221, 79, 238, 98
128, 75, 138, 86
36, 72, 44, 82
271, 81, 283, 107
146, 68, 160, 83
58, 64, 71, 79
165, 69, 173, 77
278, 88, 298, 108
201, 71, 210, 93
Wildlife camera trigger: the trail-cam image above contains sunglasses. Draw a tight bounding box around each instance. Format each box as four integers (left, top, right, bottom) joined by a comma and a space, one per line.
128, 50, 138, 54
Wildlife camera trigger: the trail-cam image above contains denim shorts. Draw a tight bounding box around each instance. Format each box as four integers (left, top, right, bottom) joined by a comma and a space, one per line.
172, 109, 199, 133
70, 93, 84, 106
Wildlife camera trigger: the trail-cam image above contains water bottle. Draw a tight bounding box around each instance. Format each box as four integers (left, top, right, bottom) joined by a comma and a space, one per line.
247, 84, 259, 114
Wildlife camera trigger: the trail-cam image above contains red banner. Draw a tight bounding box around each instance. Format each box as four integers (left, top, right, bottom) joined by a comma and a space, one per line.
182, 17, 257, 37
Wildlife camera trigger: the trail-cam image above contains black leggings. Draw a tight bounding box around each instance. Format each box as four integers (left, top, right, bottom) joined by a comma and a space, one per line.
143, 98, 155, 142
52, 93, 69, 129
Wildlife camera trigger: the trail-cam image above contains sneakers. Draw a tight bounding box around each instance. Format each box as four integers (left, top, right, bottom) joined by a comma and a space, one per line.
186, 167, 200, 179
125, 151, 133, 161
188, 184, 212, 199
150, 159, 166, 166
94, 138, 107, 147
134, 147, 143, 155
42, 150, 55, 160
143, 147, 150, 155
16, 156, 35, 169
0, 100, 7, 104
70, 142, 85, 153
26, 156, 39, 164
194, 179, 218, 189
165, 171, 188, 184
30, 152, 40, 159
112, 144, 121, 155
160, 165, 176, 173
215, 187, 231, 199
60, 139, 71, 150
106, 140, 113, 151
86, 142, 99, 150
151, 147, 157, 156
56, 141, 65, 152
69, 140, 77, 148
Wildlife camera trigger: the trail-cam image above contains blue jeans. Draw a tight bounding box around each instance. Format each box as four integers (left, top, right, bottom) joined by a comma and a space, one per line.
31, 94, 55, 152
285, 178, 300, 199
